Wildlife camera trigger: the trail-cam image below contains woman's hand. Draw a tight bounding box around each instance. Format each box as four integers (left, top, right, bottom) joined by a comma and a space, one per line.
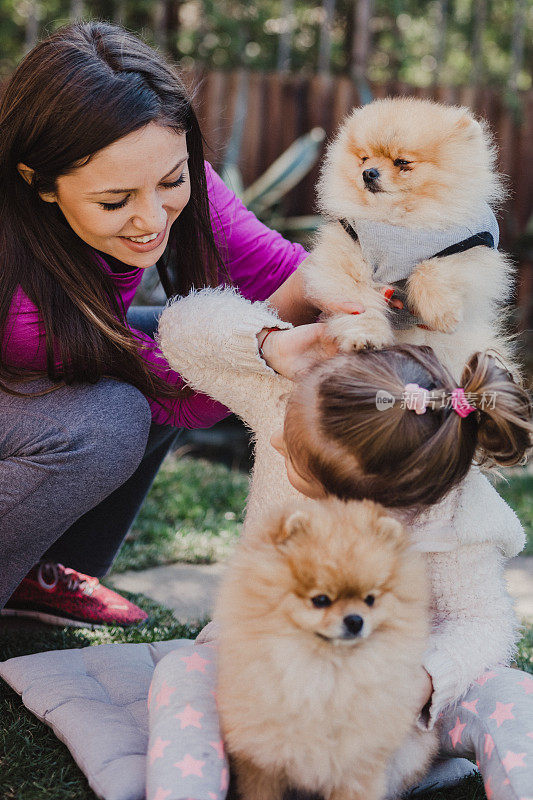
258, 323, 339, 380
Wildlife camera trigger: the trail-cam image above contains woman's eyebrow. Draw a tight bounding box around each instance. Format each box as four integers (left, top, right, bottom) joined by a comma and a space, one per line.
86, 155, 189, 196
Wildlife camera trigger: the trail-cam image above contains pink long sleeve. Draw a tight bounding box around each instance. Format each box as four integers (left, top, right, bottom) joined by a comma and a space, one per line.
2, 163, 307, 428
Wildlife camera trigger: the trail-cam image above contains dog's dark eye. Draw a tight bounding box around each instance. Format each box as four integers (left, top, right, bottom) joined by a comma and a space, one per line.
361, 156, 369, 163
364, 594, 375, 607
393, 159, 412, 167
311, 594, 332, 608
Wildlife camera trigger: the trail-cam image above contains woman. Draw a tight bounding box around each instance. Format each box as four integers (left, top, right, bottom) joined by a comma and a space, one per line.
0, 21, 355, 627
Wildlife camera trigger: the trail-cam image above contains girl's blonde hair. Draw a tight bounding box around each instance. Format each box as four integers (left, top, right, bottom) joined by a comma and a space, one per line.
284, 345, 532, 510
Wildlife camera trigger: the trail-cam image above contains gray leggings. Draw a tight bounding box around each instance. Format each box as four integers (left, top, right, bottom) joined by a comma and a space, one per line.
0, 306, 181, 608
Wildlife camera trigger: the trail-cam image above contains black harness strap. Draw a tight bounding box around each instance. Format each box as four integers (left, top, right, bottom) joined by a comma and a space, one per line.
339, 218, 359, 244
431, 231, 495, 259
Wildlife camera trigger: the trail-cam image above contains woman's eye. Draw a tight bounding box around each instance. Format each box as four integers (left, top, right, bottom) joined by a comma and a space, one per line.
393, 159, 412, 167
161, 173, 186, 189
99, 173, 186, 211
364, 594, 375, 607
311, 594, 332, 608
99, 196, 129, 211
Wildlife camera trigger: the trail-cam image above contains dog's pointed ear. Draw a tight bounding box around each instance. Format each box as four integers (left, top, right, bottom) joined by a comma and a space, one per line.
375, 514, 406, 547
271, 508, 309, 545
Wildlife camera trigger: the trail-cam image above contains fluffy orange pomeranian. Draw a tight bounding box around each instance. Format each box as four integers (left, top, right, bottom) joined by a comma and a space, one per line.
216, 499, 437, 800
302, 97, 515, 380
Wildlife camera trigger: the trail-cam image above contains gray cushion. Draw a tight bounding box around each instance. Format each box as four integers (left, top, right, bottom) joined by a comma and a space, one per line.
0, 640, 193, 800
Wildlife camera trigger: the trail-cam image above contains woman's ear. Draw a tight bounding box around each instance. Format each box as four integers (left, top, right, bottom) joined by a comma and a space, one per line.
17, 162, 35, 186
17, 162, 56, 203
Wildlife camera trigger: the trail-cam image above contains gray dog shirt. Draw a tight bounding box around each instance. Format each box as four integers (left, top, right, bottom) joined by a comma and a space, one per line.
340, 204, 499, 328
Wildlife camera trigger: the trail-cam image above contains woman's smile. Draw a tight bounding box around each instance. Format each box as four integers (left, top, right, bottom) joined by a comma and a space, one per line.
119, 220, 169, 253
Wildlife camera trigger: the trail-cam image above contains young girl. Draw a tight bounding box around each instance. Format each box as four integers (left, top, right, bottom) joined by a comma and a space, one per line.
158, 286, 532, 799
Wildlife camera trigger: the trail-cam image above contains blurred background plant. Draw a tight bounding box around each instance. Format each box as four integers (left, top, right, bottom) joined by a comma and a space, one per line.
1, 0, 531, 90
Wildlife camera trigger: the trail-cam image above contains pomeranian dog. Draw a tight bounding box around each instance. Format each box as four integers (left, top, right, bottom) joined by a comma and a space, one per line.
302, 97, 515, 380
216, 499, 437, 800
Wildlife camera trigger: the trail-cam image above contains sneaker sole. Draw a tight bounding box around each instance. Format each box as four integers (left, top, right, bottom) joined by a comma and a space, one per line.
0, 607, 105, 630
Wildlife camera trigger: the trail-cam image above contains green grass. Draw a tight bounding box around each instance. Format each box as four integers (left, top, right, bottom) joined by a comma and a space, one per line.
111, 455, 249, 572
1, 457, 532, 800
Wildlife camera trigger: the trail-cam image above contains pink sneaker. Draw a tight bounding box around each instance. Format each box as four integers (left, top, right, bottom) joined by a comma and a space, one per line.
1, 562, 148, 628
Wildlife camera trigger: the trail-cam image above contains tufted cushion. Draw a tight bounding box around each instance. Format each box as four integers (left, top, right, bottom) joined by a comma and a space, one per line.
0, 639, 216, 800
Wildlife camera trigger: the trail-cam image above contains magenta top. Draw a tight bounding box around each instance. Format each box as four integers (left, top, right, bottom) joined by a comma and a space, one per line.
4, 163, 306, 427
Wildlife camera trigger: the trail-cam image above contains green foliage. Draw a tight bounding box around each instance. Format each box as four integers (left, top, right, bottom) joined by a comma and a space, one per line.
0, 0, 531, 88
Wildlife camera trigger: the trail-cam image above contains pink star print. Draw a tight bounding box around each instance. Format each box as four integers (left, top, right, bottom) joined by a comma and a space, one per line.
180, 651, 209, 673
501, 751, 527, 772
210, 740, 225, 759
149, 737, 171, 765
484, 733, 495, 758
484, 776, 494, 800
475, 670, 496, 687
155, 681, 176, 709
151, 788, 171, 800
490, 702, 515, 727
174, 753, 205, 778
461, 698, 479, 714
209, 794, 217, 800
448, 717, 466, 748
518, 675, 533, 695
175, 704, 204, 730
221, 767, 229, 791
527, 732, 533, 739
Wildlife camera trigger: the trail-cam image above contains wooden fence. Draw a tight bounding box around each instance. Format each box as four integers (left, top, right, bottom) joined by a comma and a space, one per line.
189, 71, 533, 332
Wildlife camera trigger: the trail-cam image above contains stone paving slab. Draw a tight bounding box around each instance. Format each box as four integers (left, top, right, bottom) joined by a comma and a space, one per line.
110, 556, 533, 624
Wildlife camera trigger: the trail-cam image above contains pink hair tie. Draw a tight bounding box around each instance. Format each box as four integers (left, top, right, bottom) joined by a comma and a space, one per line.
450, 387, 476, 418
403, 383, 431, 415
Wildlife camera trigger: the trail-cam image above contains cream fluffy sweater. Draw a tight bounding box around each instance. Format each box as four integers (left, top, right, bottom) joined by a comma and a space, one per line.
158, 286, 525, 729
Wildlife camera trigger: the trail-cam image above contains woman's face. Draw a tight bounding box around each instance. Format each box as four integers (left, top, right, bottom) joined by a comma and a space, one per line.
37, 122, 191, 269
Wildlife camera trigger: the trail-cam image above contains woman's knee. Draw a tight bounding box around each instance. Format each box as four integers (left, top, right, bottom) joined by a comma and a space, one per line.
66, 378, 153, 484
1, 378, 152, 491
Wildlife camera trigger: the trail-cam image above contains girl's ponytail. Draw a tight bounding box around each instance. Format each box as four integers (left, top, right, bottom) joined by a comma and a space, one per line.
284, 344, 532, 511
461, 351, 532, 467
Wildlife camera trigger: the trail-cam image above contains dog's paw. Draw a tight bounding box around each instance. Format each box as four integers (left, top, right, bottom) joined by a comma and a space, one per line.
327, 313, 394, 352
408, 263, 463, 333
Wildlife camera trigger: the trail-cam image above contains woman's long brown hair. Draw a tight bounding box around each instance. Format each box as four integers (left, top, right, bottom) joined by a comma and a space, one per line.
0, 21, 228, 401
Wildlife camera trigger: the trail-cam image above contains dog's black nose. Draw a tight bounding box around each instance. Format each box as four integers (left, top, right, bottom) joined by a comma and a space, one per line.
363, 168, 380, 184
343, 614, 364, 636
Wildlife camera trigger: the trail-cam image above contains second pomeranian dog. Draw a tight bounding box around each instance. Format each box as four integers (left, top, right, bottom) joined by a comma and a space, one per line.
302, 97, 515, 380
216, 499, 437, 800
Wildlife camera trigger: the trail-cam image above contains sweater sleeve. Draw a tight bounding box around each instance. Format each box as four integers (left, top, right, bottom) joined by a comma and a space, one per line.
205, 163, 307, 300
419, 543, 520, 730
157, 287, 293, 430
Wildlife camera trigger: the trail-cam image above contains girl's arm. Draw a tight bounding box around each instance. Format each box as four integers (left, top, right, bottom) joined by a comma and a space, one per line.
420, 542, 520, 730
157, 288, 293, 431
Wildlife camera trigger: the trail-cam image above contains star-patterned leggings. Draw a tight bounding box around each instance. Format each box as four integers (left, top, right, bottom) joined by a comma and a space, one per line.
436, 665, 533, 800
145, 643, 533, 800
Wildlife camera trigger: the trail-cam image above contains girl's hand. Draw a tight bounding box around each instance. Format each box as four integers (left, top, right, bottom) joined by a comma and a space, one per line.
258, 323, 339, 380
